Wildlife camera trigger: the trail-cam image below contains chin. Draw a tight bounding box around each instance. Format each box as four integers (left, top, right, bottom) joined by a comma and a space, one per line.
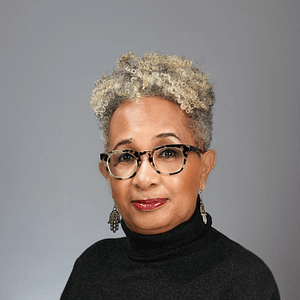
133, 223, 171, 235
128, 211, 176, 235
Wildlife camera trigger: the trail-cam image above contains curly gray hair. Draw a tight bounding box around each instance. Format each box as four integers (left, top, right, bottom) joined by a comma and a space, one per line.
90, 51, 215, 151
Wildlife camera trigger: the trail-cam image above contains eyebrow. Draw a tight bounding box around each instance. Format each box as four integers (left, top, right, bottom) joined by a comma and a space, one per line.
156, 132, 182, 142
113, 139, 133, 150
113, 132, 182, 150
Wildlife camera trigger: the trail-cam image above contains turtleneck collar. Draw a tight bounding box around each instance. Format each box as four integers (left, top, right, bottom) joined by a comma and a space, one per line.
121, 196, 212, 262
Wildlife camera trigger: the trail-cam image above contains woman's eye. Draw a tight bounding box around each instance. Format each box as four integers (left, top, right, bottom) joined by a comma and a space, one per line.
118, 153, 135, 163
159, 148, 177, 158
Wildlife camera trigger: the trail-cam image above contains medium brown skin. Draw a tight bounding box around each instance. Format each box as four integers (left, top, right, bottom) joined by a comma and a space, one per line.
99, 96, 216, 235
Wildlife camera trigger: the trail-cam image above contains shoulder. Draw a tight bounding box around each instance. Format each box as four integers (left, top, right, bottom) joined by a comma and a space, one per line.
75, 237, 127, 267
208, 228, 280, 299
60, 237, 127, 299
210, 227, 272, 273
62, 238, 127, 287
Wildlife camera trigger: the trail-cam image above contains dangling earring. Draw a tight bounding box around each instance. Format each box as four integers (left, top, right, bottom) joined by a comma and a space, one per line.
199, 191, 207, 224
108, 205, 121, 233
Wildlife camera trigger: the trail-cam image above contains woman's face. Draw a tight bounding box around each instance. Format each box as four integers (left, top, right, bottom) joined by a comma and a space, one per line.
100, 96, 216, 235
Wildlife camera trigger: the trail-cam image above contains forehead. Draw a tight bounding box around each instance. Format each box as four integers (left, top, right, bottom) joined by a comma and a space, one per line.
108, 96, 194, 149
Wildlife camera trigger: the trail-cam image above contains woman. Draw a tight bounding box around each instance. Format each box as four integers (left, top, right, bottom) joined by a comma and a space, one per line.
61, 52, 280, 299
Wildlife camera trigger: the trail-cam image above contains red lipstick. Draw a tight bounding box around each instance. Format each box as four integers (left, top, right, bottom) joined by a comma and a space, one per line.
132, 198, 167, 211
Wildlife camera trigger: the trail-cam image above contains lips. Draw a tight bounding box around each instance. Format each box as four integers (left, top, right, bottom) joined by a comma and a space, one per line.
132, 198, 167, 211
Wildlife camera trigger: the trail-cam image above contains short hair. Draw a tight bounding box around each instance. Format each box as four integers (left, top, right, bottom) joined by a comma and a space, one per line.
90, 51, 215, 151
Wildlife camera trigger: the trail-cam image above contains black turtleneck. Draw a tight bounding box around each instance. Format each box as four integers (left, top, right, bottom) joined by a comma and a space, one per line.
61, 200, 280, 299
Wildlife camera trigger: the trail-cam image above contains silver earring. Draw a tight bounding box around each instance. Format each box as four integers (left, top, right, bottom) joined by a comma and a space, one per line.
199, 192, 207, 224
108, 205, 121, 233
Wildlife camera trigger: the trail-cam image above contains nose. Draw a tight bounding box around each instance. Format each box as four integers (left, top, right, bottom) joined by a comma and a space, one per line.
131, 154, 160, 189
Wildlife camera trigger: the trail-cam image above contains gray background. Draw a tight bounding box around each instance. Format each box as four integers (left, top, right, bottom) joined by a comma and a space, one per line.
1, 0, 299, 299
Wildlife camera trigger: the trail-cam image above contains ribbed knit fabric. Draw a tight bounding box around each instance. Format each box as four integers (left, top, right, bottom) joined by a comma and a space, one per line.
61, 199, 280, 299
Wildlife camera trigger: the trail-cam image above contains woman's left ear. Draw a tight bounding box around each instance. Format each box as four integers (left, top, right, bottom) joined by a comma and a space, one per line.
199, 149, 216, 191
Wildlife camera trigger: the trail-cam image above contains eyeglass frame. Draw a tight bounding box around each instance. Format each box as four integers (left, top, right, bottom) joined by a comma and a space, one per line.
100, 144, 205, 180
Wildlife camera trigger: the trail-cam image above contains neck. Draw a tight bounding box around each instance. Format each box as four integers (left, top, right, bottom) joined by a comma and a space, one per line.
121, 195, 212, 262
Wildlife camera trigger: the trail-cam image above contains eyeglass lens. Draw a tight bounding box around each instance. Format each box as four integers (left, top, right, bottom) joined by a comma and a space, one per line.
108, 146, 184, 178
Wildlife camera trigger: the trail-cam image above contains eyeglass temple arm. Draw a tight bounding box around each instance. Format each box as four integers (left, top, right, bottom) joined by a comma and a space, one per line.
188, 145, 205, 154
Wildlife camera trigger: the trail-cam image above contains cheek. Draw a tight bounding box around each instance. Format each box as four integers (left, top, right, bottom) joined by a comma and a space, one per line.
163, 170, 200, 201
179, 162, 201, 193
109, 181, 130, 207
110, 181, 123, 199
